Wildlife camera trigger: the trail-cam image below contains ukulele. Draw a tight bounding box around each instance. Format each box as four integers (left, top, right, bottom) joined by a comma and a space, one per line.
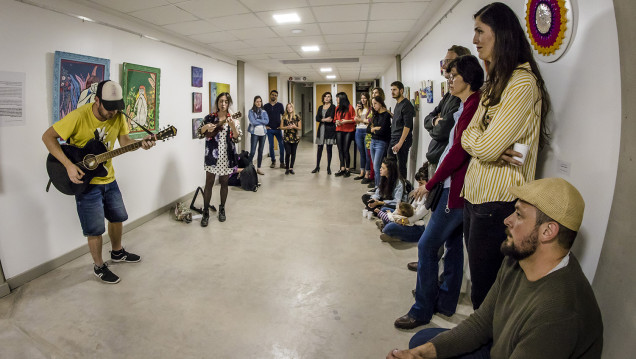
46, 126, 177, 195
202, 111, 242, 138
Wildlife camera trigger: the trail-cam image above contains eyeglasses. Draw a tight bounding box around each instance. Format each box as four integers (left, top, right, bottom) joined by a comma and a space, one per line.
448, 73, 459, 81
440, 59, 453, 66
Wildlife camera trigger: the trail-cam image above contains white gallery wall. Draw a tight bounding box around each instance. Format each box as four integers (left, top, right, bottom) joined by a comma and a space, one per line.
382, 0, 621, 281
0, 0, 267, 279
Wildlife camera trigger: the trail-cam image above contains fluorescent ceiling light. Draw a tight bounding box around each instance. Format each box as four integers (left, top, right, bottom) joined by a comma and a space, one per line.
143, 35, 159, 41
326, 75, 336, 79
273, 13, 301, 24
291, 29, 303, 34
77, 15, 94, 22
302, 45, 320, 52
320, 67, 332, 72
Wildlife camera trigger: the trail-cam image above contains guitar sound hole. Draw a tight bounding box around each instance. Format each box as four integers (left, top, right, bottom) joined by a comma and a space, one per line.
83, 154, 98, 170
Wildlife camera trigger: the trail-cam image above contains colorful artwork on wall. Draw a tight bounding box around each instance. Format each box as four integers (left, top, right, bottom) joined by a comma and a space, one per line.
524, 0, 574, 62
191, 66, 203, 87
52, 51, 110, 125
122, 63, 161, 139
193, 92, 202, 113
441, 81, 448, 98
192, 118, 203, 139
424, 80, 433, 103
209, 82, 230, 113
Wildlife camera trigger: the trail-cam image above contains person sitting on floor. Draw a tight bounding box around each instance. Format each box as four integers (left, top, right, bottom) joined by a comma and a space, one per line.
362, 158, 404, 216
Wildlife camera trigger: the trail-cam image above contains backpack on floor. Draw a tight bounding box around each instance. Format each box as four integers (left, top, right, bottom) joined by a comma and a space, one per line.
240, 164, 259, 192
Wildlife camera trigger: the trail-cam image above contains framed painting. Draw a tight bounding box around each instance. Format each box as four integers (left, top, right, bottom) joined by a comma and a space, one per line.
193, 92, 202, 113
52, 51, 110, 125
191, 66, 203, 87
122, 62, 160, 139
192, 118, 203, 139
208, 81, 230, 113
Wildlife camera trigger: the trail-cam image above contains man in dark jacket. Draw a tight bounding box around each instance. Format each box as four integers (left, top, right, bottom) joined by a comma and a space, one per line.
423, 45, 471, 177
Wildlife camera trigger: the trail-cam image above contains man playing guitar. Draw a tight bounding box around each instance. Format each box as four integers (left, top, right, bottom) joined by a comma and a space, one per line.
42, 80, 156, 284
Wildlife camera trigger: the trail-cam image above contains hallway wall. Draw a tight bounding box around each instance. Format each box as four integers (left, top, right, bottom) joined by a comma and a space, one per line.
0, 0, 266, 280
382, 0, 621, 281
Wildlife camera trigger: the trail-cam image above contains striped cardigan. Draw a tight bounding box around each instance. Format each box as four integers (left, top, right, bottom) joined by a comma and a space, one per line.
461, 63, 542, 204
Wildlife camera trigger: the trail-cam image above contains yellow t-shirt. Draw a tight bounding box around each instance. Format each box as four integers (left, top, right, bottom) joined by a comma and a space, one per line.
52, 103, 129, 184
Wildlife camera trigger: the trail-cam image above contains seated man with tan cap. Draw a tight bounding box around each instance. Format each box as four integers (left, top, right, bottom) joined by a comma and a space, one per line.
387, 178, 603, 359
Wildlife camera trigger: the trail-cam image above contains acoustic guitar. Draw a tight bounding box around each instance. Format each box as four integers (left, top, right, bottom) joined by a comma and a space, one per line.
202, 111, 242, 138
46, 125, 177, 195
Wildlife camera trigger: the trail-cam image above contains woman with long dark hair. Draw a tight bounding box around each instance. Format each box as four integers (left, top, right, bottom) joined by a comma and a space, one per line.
197, 92, 242, 226
369, 96, 392, 189
354, 92, 371, 180
247, 95, 268, 175
313, 92, 336, 174
460, 2, 552, 310
280, 103, 301, 175
361, 158, 405, 214
394, 55, 484, 330
334, 92, 356, 177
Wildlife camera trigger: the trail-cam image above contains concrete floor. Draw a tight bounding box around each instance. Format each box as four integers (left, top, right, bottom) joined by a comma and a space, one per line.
0, 140, 472, 358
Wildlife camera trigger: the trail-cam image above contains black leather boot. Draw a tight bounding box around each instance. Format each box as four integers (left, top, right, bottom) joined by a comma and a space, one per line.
218, 205, 226, 222
201, 208, 210, 227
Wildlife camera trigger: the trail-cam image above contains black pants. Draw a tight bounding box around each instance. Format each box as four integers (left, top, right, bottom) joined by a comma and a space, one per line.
316, 144, 333, 169
336, 131, 355, 169
284, 142, 298, 169
463, 199, 516, 309
387, 138, 412, 179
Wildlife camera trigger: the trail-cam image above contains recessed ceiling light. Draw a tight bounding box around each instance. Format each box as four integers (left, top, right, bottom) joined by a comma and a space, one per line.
302, 45, 320, 52
291, 29, 303, 34
326, 75, 336, 79
320, 67, 332, 72
273, 13, 301, 24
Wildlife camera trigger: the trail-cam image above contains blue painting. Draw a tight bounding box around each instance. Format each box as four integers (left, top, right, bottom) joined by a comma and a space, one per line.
191, 66, 203, 87
52, 51, 110, 124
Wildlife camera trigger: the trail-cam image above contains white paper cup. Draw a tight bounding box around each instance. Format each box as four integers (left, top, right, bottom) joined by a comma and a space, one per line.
367, 212, 374, 219
512, 143, 529, 165
362, 209, 369, 217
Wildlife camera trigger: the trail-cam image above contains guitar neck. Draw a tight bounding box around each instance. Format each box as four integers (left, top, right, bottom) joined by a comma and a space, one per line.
95, 141, 143, 164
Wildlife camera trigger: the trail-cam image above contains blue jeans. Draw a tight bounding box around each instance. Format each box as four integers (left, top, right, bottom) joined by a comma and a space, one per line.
409, 328, 492, 358
249, 134, 266, 168
370, 139, 388, 187
266, 129, 284, 163
75, 181, 128, 236
383, 223, 425, 243
409, 188, 464, 322
355, 128, 369, 172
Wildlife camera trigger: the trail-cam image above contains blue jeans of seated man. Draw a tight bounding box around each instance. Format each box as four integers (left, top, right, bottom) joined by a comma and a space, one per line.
355, 128, 369, 172
249, 134, 266, 168
266, 128, 284, 163
370, 139, 388, 187
409, 328, 492, 358
383, 222, 425, 243
409, 188, 464, 322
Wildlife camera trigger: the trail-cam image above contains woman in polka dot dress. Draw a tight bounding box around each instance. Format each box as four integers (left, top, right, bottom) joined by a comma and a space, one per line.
197, 92, 242, 226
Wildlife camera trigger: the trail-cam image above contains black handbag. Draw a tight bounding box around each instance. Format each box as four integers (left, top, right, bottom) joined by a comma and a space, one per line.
424, 182, 443, 211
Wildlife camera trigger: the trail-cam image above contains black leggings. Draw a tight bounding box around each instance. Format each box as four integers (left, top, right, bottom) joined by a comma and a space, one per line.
316, 144, 333, 169
336, 131, 355, 169
203, 172, 229, 211
284, 142, 299, 169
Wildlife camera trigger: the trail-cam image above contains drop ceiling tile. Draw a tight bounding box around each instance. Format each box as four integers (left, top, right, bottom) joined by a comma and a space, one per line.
327, 43, 364, 51
129, 5, 198, 25
162, 20, 220, 35
284, 36, 325, 46
366, 32, 409, 43
90, 0, 170, 13
238, 54, 271, 60
255, 7, 317, 26
367, 19, 416, 33
244, 37, 288, 47
209, 40, 252, 50
313, 4, 369, 22
364, 48, 398, 55
365, 42, 400, 51
269, 53, 301, 59
241, 0, 310, 12
262, 46, 296, 54
324, 33, 366, 44
230, 27, 277, 40
208, 13, 267, 29
232, 48, 269, 56
189, 31, 239, 43
320, 21, 367, 35
176, 0, 249, 18
272, 24, 323, 37
329, 49, 364, 56
370, 2, 429, 20
309, 0, 366, 6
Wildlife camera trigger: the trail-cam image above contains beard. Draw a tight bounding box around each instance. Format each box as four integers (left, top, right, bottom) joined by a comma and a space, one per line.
501, 228, 539, 261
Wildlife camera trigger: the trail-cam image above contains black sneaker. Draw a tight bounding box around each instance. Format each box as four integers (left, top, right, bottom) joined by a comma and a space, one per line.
361, 178, 372, 184
334, 170, 345, 177
290, 169, 295, 175
270, 161, 276, 168
367, 182, 375, 188
218, 205, 226, 222
110, 248, 141, 263
94, 263, 120, 284
343, 170, 351, 178
201, 209, 210, 227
